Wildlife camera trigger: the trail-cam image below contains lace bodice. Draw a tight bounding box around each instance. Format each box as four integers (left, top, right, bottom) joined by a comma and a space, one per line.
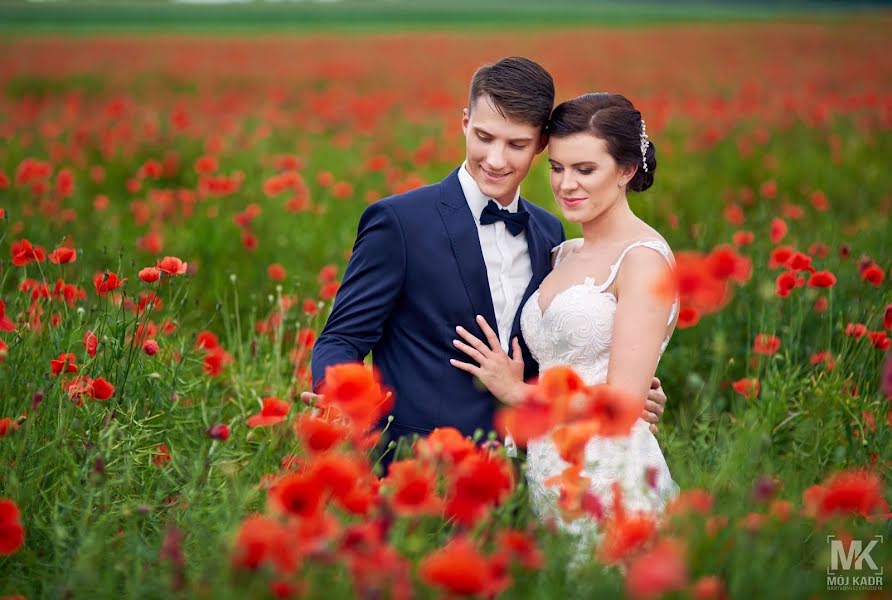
520, 238, 680, 532
520, 238, 677, 385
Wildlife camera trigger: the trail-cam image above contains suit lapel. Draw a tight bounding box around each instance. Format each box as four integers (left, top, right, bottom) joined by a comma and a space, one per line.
436, 169, 498, 330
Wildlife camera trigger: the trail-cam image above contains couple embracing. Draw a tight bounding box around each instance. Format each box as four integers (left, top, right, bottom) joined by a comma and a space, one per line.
307, 57, 679, 529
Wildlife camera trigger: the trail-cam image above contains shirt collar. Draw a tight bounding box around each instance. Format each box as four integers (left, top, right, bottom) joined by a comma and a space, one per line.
458, 161, 521, 220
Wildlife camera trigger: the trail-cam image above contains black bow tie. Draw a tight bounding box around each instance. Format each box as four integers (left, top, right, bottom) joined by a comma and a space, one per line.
479, 200, 529, 236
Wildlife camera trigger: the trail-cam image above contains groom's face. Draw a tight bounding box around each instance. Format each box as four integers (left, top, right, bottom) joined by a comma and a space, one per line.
462, 94, 544, 207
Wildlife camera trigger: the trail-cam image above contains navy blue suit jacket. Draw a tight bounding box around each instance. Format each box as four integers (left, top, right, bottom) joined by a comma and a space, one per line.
311, 167, 565, 441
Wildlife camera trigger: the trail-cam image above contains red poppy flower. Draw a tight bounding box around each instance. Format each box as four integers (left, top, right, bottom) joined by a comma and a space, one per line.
247, 397, 291, 427
50, 352, 78, 375
11, 239, 46, 266
153, 444, 171, 468
82, 330, 98, 357
444, 451, 513, 527
861, 263, 884, 287
808, 271, 836, 288
809, 351, 835, 370
868, 331, 890, 351
581, 384, 645, 437
91, 377, 115, 400
318, 264, 338, 283
625, 538, 688, 600
202, 347, 231, 377
382, 458, 443, 517
884, 304, 892, 331
753, 334, 781, 356
195, 330, 219, 351
93, 272, 125, 295
48, 246, 77, 264
231, 515, 292, 572
665, 489, 713, 518
845, 323, 867, 338
267, 470, 324, 519
769, 218, 787, 244
208, 423, 230, 441
320, 363, 392, 432
598, 487, 659, 565
419, 536, 505, 597
732, 377, 760, 399
414, 427, 477, 465
294, 413, 348, 454
139, 267, 161, 283
143, 339, 159, 356
155, 256, 186, 276
732, 230, 754, 247
497, 529, 544, 570
267, 263, 287, 282
0, 300, 15, 332
320, 282, 340, 301
803, 469, 890, 520
0, 498, 25, 555
676, 306, 700, 329
768, 246, 793, 269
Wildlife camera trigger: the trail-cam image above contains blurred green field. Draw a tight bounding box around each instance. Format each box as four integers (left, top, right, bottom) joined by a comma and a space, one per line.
1, 0, 890, 32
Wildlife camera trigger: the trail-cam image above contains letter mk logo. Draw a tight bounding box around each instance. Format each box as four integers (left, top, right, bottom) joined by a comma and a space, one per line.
829, 537, 882, 572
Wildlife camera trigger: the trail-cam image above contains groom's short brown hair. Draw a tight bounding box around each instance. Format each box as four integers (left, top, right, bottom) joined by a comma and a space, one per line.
468, 57, 554, 129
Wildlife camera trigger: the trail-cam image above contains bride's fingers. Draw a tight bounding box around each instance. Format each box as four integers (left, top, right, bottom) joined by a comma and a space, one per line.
452, 339, 484, 364
475, 315, 502, 352
449, 358, 480, 376
455, 325, 489, 355
511, 337, 524, 363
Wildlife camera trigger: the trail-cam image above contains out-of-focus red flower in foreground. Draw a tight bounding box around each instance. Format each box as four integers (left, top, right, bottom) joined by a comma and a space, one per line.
625, 538, 688, 599
0, 498, 25, 555
381, 459, 443, 517
319, 363, 393, 434
247, 397, 291, 428
802, 469, 890, 521
419, 536, 508, 597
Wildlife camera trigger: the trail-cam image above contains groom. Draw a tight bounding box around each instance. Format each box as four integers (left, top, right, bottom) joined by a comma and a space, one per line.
308, 57, 666, 450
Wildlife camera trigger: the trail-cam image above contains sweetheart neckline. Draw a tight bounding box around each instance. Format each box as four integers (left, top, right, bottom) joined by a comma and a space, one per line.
532, 278, 617, 318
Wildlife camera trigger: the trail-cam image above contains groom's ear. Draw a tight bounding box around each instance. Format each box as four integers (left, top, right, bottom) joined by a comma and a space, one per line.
535, 132, 549, 154
461, 108, 471, 136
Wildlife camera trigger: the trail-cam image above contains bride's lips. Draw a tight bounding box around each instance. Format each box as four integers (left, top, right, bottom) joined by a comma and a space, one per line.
561, 197, 586, 208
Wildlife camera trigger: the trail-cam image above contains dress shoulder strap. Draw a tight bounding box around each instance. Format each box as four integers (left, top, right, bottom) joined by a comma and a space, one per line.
597, 239, 674, 292
551, 238, 583, 269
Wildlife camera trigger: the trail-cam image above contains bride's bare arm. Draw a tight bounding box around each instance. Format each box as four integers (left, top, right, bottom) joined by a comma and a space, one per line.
607, 248, 676, 415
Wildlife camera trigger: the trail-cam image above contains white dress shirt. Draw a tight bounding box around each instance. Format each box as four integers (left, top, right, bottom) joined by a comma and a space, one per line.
458, 162, 532, 353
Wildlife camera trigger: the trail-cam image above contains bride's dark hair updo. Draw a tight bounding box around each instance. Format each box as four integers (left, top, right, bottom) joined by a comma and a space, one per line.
546, 93, 656, 193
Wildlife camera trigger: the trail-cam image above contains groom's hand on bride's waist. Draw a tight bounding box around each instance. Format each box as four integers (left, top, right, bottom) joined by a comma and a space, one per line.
643, 376, 667, 435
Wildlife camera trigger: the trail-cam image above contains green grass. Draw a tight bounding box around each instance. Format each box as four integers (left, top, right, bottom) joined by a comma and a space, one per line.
0, 0, 890, 33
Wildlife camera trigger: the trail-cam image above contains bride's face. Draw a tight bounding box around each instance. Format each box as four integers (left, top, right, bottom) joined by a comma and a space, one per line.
547, 133, 635, 224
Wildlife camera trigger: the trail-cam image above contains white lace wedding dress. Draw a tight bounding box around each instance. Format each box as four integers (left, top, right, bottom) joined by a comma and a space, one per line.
520, 238, 680, 535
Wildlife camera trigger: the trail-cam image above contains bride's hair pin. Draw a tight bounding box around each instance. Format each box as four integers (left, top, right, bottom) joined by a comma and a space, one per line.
640, 119, 650, 173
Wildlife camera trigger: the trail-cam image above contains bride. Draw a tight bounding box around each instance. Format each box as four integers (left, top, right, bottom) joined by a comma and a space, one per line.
449, 92, 679, 530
